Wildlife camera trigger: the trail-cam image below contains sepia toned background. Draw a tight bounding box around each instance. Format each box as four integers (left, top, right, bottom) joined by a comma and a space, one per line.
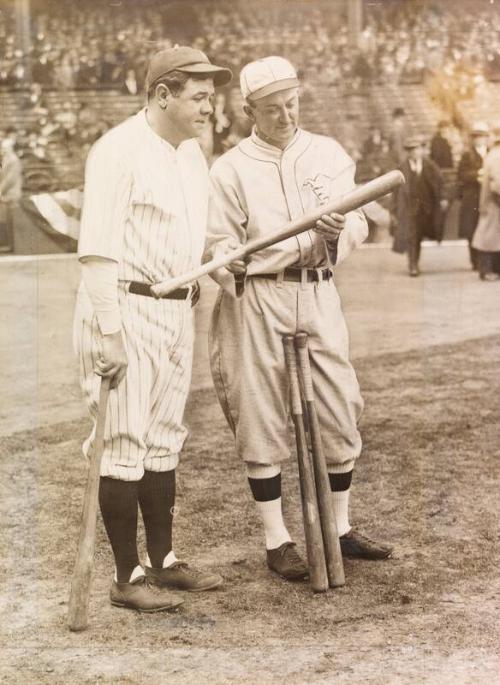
1, 1, 499, 684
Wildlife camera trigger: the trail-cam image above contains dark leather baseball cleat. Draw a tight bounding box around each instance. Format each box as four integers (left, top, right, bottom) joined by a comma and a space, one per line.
145, 561, 223, 592
340, 529, 393, 560
110, 575, 184, 612
266, 541, 309, 580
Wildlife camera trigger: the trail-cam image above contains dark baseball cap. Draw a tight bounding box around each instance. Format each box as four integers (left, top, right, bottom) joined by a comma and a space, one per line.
146, 46, 232, 90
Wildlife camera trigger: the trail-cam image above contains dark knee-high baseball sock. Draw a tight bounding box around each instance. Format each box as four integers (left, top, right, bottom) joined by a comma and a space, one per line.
246, 463, 291, 550
138, 469, 176, 569
98, 477, 140, 583
328, 470, 353, 537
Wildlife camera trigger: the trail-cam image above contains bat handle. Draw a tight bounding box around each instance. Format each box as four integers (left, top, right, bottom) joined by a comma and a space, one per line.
294, 332, 314, 401
283, 336, 303, 415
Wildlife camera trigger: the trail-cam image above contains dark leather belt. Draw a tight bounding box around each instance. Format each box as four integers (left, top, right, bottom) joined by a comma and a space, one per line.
128, 281, 193, 301
251, 267, 333, 283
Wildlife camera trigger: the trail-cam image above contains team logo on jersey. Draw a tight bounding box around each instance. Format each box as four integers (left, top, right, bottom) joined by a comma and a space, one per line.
302, 174, 333, 205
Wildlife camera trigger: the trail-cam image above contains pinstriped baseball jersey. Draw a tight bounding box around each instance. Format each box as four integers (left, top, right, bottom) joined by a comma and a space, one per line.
74, 108, 208, 480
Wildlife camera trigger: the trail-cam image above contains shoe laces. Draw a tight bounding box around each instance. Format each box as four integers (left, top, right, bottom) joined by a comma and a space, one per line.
347, 529, 377, 546
280, 542, 302, 563
172, 562, 202, 579
133, 575, 163, 593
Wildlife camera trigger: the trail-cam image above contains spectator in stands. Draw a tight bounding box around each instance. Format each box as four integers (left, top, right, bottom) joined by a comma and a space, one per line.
55, 101, 78, 148
430, 120, 454, 169
221, 86, 252, 151
472, 122, 500, 280
212, 92, 231, 154
393, 136, 447, 277
0, 136, 22, 252
456, 122, 490, 270
362, 126, 384, 157
122, 68, 138, 95
388, 107, 407, 165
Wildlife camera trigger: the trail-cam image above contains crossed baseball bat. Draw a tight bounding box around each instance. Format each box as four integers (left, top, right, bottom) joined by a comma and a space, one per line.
67, 170, 404, 629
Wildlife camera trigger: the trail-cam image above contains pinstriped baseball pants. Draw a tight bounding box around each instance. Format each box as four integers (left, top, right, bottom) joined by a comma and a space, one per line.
73, 284, 194, 481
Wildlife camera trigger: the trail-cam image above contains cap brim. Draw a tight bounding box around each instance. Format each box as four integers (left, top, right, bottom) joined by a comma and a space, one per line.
247, 77, 299, 101
177, 62, 233, 87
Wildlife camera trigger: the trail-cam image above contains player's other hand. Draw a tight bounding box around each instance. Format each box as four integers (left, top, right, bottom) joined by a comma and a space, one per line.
314, 212, 345, 241
96, 331, 128, 389
226, 257, 248, 275
222, 240, 248, 275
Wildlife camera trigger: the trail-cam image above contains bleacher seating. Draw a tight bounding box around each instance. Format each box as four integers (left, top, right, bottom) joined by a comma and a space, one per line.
1, 80, 460, 191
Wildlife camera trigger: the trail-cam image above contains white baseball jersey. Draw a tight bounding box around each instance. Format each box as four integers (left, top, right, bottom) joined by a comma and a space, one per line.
205, 128, 367, 470
74, 109, 208, 480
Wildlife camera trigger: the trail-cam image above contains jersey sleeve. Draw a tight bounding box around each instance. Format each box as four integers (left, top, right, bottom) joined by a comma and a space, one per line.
78, 139, 133, 263
327, 144, 369, 266
204, 159, 249, 296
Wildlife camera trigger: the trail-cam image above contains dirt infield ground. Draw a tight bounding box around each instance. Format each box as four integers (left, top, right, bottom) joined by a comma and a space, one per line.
1, 245, 500, 684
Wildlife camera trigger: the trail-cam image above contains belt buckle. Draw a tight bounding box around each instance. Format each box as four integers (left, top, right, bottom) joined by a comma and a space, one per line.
185, 283, 193, 300
316, 268, 323, 284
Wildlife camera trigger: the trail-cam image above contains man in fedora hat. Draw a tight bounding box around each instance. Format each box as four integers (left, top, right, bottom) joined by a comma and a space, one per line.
393, 135, 447, 276
204, 56, 392, 582
456, 122, 490, 270
74, 46, 233, 612
472, 122, 500, 280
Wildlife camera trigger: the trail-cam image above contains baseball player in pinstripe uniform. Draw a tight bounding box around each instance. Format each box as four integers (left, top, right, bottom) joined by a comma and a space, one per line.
74, 47, 232, 612
205, 57, 392, 581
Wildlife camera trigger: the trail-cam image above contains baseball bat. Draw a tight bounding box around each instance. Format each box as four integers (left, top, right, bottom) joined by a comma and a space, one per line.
152, 169, 405, 297
283, 336, 329, 593
295, 332, 345, 588
67, 376, 111, 631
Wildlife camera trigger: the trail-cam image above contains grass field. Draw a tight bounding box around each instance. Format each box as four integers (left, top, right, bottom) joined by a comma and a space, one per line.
2, 332, 499, 685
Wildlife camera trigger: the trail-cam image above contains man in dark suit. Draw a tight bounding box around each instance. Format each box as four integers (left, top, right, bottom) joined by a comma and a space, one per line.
430, 120, 454, 170
393, 136, 447, 276
456, 122, 490, 270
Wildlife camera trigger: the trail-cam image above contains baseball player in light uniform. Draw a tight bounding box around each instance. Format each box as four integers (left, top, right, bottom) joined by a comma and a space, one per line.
205, 57, 392, 580
74, 47, 232, 612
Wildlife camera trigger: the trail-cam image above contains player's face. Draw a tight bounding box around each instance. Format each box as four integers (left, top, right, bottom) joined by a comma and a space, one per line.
408, 145, 424, 162
249, 87, 299, 149
167, 77, 215, 139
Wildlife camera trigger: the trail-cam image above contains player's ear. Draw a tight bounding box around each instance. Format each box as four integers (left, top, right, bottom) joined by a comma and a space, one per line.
243, 103, 255, 121
155, 83, 172, 110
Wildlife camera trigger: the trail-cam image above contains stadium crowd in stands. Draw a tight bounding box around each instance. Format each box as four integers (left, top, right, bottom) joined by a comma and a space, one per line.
0, 0, 499, 192
1, 1, 499, 92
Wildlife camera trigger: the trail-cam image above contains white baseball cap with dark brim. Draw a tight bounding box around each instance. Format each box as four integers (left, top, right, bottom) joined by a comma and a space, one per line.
240, 56, 299, 101
146, 46, 232, 90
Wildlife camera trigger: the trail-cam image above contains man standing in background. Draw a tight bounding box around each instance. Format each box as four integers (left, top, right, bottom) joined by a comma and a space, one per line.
0, 136, 22, 252
456, 122, 490, 270
393, 136, 447, 276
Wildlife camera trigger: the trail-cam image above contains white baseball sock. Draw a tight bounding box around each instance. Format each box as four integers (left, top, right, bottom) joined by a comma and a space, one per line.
246, 463, 292, 550
331, 489, 351, 537
256, 497, 292, 550
328, 468, 354, 537
145, 550, 178, 568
